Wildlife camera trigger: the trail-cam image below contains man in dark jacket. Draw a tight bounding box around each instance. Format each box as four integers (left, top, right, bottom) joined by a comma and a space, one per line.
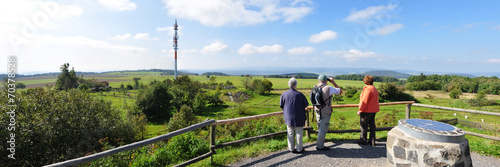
280, 77, 309, 153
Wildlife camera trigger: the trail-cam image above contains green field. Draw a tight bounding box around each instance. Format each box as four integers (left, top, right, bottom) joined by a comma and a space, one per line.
17, 72, 500, 166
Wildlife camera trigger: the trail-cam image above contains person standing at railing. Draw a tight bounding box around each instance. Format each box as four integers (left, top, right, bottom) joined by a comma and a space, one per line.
313, 75, 342, 151
280, 77, 309, 154
356, 75, 380, 146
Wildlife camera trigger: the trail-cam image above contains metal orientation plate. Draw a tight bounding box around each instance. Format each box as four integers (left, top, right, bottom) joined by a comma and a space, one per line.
398, 119, 465, 143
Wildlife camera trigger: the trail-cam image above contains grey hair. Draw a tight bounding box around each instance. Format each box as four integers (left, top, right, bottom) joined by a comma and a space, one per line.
288, 77, 297, 89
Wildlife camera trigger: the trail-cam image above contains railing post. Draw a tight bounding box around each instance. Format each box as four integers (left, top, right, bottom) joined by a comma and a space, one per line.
406, 103, 412, 119
305, 109, 310, 139
210, 125, 216, 164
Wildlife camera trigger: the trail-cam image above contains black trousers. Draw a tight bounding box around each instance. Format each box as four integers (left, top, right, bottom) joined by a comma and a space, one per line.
360, 113, 376, 143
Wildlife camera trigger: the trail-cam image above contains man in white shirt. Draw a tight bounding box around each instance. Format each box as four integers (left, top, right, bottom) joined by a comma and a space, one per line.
313, 75, 342, 151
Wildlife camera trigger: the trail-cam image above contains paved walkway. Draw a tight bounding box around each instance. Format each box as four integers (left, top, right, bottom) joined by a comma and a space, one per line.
230, 140, 500, 167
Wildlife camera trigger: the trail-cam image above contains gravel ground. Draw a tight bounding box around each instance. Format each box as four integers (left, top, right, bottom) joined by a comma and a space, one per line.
230, 140, 500, 167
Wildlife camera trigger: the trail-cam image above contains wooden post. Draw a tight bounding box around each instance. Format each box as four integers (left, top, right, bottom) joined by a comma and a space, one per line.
210, 125, 216, 164
305, 109, 310, 139
406, 103, 412, 119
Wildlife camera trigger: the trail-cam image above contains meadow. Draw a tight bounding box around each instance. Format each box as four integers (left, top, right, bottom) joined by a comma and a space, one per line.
17, 72, 500, 166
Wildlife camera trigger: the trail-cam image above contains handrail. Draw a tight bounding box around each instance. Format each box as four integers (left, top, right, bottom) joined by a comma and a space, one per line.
305, 101, 415, 110
44, 119, 215, 167
412, 103, 500, 117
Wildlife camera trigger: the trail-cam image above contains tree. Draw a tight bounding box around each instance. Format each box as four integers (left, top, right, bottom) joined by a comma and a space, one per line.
15, 82, 26, 89
449, 88, 462, 99
133, 77, 141, 89
241, 76, 252, 89
136, 82, 174, 119
476, 89, 486, 100
0, 86, 137, 166
55, 63, 80, 90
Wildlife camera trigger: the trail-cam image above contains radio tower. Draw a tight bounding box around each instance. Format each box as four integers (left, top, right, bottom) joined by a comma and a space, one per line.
173, 19, 179, 79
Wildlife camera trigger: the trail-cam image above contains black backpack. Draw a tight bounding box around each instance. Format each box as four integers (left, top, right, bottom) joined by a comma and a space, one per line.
310, 85, 330, 106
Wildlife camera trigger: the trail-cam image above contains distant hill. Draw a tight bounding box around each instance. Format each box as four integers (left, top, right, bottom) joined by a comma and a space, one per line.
360, 70, 411, 78
266, 72, 319, 79
201, 72, 229, 76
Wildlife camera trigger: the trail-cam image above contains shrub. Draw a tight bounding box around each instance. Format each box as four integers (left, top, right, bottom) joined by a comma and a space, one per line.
0, 87, 137, 166
127, 84, 134, 90
345, 88, 357, 98
250, 79, 273, 95
166, 105, 199, 132
234, 102, 250, 115
378, 83, 417, 102
136, 82, 174, 119
130, 132, 208, 167
449, 88, 462, 99
78, 83, 89, 90
15, 82, 26, 89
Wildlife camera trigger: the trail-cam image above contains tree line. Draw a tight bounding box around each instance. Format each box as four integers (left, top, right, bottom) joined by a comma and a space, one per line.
405, 73, 500, 95
334, 74, 400, 83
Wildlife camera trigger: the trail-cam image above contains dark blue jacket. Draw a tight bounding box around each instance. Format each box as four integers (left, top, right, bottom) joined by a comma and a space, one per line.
280, 88, 309, 127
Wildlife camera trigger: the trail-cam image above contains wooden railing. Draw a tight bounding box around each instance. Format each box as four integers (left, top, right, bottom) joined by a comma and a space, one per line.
44, 101, 500, 167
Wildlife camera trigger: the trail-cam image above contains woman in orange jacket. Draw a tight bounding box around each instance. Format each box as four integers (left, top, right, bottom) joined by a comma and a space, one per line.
356, 75, 379, 146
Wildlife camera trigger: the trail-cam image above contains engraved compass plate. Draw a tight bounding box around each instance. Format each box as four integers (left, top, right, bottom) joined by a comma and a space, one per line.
398, 119, 465, 143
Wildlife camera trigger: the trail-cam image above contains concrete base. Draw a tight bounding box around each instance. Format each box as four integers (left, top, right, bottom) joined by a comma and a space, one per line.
387, 127, 472, 167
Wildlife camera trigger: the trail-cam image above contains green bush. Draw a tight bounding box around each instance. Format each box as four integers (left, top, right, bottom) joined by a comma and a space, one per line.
0, 87, 137, 166
378, 83, 417, 102
250, 79, 273, 95
136, 82, 174, 119
345, 88, 357, 98
130, 132, 209, 166
166, 105, 199, 132
449, 88, 462, 99
234, 102, 250, 115
15, 82, 26, 89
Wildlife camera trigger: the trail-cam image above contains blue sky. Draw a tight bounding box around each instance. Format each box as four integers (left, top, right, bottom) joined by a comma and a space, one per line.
1, 0, 500, 74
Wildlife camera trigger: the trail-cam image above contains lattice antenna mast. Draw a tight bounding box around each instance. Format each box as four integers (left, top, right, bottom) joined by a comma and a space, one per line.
173, 19, 179, 79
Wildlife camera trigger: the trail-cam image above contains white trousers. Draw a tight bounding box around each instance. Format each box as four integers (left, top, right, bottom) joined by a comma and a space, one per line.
286, 126, 303, 152
315, 110, 331, 148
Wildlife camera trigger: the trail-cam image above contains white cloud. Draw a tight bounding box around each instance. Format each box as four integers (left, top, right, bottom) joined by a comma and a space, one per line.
309, 30, 337, 43
370, 23, 404, 35
36, 35, 147, 53
287, 47, 315, 55
323, 49, 377, 62
238, 44, 283, 55
487, 59, 500, 63
98, 0, 137, 11
344, 4, 397, 23
201, 42, 228, 54
110, 33, 131, 40
134, 33, 150, 40
162, 0, 313, 27
0, 0, 83, 23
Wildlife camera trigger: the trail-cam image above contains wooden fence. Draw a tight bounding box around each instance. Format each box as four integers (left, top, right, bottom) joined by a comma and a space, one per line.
44, 101, 500, 167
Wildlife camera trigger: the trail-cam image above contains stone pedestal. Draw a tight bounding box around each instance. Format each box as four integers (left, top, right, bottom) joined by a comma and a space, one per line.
386, 119, 472, 167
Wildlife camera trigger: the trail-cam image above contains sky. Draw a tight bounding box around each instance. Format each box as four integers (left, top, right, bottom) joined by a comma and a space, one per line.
1, 0, 500, 74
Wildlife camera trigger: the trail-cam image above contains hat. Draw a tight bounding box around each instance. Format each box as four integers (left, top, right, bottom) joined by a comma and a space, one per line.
318, 74, 328, 81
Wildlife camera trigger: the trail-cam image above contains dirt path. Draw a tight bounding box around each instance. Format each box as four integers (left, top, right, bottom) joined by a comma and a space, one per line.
230, 140, 500, 167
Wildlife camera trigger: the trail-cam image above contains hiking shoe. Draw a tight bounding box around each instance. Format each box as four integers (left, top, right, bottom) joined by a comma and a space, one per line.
291, 149, 298, 153
316, 147, 330, 151
355, 140, 368, 145
296, 149, 304, 154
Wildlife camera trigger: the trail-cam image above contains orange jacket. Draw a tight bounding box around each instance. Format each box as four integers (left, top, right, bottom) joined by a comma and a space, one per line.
359, 85, 379, 113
